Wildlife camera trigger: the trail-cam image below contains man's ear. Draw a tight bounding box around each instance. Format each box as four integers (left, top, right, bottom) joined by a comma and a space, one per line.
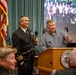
68, 58, 70, 65
0, 58, 5, 66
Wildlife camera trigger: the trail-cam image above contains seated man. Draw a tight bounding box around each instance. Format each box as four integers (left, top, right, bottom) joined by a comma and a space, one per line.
51, 48, 76, 75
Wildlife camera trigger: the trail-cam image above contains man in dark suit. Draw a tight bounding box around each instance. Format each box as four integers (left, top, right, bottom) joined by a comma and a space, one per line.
12, 16, 38, 75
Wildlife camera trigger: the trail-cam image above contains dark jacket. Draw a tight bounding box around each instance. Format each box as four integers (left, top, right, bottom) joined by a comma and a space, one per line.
12, 27, 36, 75
56, 66, 76, 75
0, 66, 9, 75
12, 27, 35, 57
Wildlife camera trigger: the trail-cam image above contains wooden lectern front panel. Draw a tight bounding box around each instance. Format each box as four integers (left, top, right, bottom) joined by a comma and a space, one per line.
38, 48, 73, 70
38, 49, 53, 69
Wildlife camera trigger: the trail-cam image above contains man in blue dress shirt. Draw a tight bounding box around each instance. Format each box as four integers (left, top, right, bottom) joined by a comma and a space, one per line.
40, 20, 72, 50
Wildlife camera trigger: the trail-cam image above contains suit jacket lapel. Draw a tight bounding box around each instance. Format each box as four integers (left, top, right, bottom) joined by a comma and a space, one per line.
18, 28, 30, 43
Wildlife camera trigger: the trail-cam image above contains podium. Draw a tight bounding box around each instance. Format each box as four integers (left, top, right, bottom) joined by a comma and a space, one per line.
37, 48, 73, 75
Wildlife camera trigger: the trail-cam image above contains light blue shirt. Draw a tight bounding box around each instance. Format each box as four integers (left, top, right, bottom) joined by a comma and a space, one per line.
40, 30, 66, 50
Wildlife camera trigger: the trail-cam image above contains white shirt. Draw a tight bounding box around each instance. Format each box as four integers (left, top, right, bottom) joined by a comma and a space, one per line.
20, 27, 27, 33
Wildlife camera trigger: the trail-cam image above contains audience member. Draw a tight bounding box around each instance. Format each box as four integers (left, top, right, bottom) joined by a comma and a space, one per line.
0, 47, 17, 75
51, 48, 76, 75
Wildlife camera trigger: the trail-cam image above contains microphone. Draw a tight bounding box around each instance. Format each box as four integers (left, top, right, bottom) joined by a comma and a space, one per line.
64, 27, 69, 47
64, 27, 69, 36
34, 31, 38, 44
65, 27, 69, 32
35, 31, 38, 37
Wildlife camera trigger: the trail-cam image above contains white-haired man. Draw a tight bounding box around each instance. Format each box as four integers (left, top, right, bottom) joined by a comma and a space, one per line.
51, 48, 76, 75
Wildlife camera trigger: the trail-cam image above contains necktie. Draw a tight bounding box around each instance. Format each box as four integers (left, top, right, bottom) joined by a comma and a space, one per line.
26, 30, 29, 35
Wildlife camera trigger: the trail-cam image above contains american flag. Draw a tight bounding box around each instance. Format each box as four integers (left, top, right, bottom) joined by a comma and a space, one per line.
0, 0, 8, 47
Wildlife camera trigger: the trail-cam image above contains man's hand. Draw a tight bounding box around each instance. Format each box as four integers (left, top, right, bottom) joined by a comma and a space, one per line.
34, 37, 38, 44
66, 35, 72, 43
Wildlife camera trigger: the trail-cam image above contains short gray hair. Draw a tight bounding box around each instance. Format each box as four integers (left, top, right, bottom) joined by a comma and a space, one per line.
46, 20, 55, 25
0, 47, 17, 58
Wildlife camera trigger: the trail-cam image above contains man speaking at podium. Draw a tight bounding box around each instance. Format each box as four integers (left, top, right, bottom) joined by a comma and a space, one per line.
40, 20, 72, 50
12, 16, 38, 75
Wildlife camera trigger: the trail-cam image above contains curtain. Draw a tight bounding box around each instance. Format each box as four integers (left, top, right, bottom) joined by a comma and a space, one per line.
7, 0, 44, 45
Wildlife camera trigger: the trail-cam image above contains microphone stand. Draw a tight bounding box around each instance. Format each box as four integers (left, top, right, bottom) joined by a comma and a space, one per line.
22, 38, 35, 55
22, 48, 35, 55
22, 31, 38, 55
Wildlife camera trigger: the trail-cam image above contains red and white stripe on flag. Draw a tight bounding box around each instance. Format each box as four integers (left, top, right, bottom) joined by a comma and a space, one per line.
0, 0, 8, 47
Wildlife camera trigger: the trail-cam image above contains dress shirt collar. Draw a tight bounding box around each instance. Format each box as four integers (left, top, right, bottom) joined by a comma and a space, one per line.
20, 27, 27, 33
48, 30, 57, 36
